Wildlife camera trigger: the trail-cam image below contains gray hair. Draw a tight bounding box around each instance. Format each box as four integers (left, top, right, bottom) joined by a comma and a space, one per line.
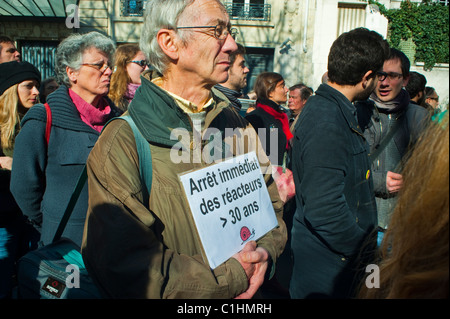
289, 83, 314, 101
140, 0, 227, 75
55, 31, 116, 87
140, 0, 195, 75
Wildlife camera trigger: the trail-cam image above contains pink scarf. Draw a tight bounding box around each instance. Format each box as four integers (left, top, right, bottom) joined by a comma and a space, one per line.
69, 89, 111, 132
124, 83, 140, 103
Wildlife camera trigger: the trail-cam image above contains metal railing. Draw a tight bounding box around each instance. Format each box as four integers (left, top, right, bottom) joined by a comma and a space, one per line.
398, 0, 449, 5
120, 1, 273, 20
21, 41, 58, 80
224, 2, 271, 21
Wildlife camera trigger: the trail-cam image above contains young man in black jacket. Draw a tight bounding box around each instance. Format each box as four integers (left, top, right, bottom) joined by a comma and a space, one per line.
214, 43, 250, 112
290, 28, 389, 299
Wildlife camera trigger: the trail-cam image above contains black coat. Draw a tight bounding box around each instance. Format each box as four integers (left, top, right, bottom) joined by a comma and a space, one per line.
245, 99, 289, 166
290, 84, 377, 298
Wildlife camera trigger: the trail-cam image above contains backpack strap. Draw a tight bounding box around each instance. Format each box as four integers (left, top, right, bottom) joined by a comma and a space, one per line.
52, 166, 88, 243
119, 115, 153, 206
42, 101, 81, 244
44, 103, 51, 145
103, 115, 153, 207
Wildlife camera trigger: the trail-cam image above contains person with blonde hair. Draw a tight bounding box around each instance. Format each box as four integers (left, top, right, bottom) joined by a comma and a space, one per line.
359, 112, 448, 299
0, 61, 41, 155
109, 43, 148, 111
0, 60, 41, 298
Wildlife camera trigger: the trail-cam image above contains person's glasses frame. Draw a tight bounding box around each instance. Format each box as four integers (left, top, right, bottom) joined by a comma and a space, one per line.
176, 23, 238, 40
129, 60, 148, 67
376, 71, 403, 82
81, 61, 112, 73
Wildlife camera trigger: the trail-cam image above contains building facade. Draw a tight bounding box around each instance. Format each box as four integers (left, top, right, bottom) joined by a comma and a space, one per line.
1, 0, 448, 105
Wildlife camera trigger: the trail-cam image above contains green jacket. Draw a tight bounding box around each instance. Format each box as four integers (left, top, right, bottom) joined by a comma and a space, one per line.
82, 71, 287, 298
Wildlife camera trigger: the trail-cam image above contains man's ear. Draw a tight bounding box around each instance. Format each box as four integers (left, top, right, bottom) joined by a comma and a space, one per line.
157, 29, 179, 61
361, 70, 374, 89
417, 90, 424, 99
402, 75, 410, 88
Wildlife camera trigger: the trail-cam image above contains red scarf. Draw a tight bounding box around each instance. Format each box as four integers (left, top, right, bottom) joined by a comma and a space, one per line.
256, 100, 293, 146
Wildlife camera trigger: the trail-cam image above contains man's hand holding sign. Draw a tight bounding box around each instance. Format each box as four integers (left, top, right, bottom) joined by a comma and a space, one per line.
179, 152, 278, 272
232, 241, 270, 299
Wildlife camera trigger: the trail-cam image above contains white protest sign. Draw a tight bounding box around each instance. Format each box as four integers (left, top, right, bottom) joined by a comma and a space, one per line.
179, 151, 278, 269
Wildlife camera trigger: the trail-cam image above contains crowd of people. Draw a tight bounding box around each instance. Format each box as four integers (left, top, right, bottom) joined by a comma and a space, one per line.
0, 0, 448, 300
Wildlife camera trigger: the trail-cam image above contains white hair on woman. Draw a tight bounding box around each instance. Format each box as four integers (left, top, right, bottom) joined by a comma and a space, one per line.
54, 31, 116, 87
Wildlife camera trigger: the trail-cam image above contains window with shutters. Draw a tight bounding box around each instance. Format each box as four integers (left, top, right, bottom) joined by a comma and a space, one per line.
337, 2, 367, 37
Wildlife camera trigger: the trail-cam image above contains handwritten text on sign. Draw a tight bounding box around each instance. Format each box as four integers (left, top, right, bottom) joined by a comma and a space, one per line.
179, 152, 278, 269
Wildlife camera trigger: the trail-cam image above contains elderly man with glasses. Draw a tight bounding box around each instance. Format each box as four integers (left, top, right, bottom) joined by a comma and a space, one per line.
356, 48, 429, 232
81, 0, 287, 299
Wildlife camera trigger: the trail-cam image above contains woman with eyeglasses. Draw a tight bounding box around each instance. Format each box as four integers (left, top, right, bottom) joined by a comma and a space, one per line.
109, 44, 149, 112
10, 32, 123, 248
424, 87, 439, 110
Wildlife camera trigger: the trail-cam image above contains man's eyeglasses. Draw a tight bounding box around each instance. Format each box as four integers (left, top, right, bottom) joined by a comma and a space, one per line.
129, 60, 148, 67
81, 61, 112, 73
376, 71, 388, 81
176, 24, 238, 40
376, 71, 403, 81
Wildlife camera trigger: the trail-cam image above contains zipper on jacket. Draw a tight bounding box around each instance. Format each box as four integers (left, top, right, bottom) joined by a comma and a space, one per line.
351, 127, 365, 138
374, 106, 384, 169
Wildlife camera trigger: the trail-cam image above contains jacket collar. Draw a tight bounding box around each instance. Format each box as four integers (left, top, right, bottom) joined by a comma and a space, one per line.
128, 70, 229, 147
22, 85, 117, 134
316, 84, 363, 135
369, 89, 410, 114
256, 98, 284, 112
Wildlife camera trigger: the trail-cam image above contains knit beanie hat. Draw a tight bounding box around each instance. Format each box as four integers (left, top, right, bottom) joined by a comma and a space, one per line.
0, 61, 41, 96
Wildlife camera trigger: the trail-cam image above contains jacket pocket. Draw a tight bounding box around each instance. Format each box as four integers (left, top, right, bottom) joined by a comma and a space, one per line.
351, 137, 367, 156
353, 146, 370, 182
349, 138, 372, 205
